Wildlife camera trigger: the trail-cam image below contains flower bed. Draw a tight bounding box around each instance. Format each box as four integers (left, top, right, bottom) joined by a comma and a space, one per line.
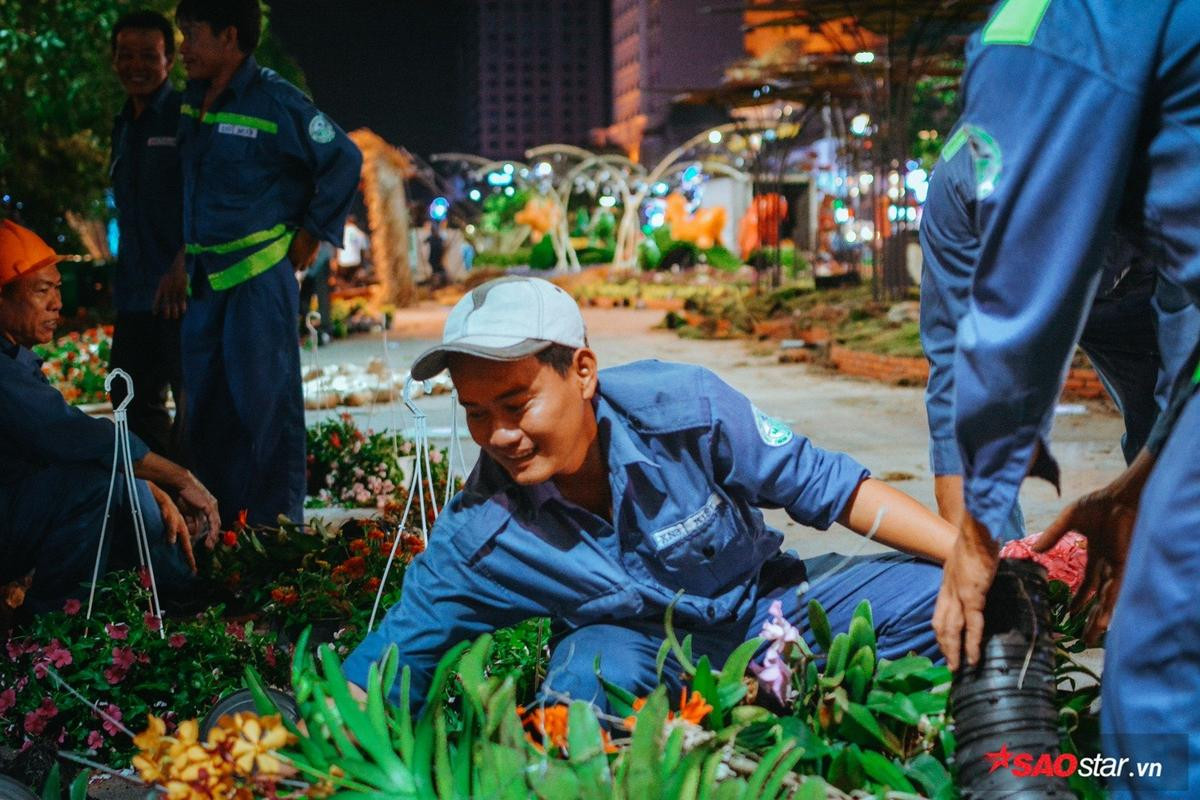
0, 571, 287, 771
305, 414, 456, 510
112, 579, 1103, 799
32, 326, 113, 405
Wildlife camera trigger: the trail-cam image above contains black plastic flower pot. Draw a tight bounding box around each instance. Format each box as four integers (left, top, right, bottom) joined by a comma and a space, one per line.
952, 558, 1070, 796
200, 687, 301, 740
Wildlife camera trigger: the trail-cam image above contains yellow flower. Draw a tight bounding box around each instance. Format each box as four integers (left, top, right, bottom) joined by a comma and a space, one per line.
220, 712, 294, 776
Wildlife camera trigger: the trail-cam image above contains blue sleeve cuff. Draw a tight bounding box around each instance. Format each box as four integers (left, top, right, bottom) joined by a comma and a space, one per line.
929, 436, 962, 476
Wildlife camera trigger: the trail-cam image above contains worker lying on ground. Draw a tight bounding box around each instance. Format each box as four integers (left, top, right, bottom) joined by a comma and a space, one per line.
345, 277, 957, 710
0, 221, 220, 614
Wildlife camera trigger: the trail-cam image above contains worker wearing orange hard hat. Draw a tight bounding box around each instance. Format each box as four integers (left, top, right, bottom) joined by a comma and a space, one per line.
0, 220, 219, 613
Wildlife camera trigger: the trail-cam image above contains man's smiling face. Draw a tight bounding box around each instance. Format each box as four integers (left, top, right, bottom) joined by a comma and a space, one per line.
113, 27, 172, 100
450, 350, 598, 487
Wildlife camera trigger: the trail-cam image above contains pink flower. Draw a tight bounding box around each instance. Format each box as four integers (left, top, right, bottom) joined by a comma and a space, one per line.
23, 710, 48, 736
100, 703, 122, 736
44, 640, 72, 669
168, 633, 187, 649
751, 648, 796, 705
0, 688, 16, 715
104, 647, 137, 685
225, 622, 245, 642
111, 647, 136, 670
143, 612, 162, 632
22, 697, 58, 736
759, 600, 802, 655
86, 730, 104, 750
6, 640, 35, 661
105, 622, 129, 640
63, 599, 81, 616
999, 531, 1088, 594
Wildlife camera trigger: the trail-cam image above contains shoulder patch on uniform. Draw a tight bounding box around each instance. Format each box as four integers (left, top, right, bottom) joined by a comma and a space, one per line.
752, 405, 794, 447
308, 113, 335, 144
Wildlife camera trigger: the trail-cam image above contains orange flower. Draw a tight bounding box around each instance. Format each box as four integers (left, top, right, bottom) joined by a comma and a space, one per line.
348, 539, 370, 555
235, 509, 248, 531
520, 704, 569, 751
222, 530, 238, 548
623, 697, 647, 731
366, 528, 385, 541
677, 687, 712, 725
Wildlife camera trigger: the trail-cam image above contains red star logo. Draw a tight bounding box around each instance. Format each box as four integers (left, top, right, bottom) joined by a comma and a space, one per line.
984, 743, 1013, 774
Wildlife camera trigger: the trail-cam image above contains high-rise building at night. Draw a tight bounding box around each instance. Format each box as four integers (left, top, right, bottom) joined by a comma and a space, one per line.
598, 0, 744, 164
460, 0, 611, 160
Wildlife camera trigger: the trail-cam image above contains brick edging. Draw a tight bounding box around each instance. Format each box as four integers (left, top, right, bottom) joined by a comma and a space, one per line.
799, 344, 1105, 400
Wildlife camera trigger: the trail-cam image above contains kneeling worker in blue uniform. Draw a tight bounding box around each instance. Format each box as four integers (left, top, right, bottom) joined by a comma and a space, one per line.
0, 221, 220, 613
346, 277, 957, 709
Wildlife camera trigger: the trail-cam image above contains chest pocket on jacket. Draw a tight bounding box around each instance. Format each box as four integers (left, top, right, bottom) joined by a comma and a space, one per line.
207, 129, 267, 197
648, 492, 747, 597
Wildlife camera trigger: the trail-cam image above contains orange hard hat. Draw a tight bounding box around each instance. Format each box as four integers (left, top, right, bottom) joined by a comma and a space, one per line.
0, 220, 62, 287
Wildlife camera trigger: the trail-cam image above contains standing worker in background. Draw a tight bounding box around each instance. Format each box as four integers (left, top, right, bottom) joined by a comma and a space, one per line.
108, 10, 187, 458
174, 0, 361, 525
336, 212, 370, 284
928, 1, 1200, 795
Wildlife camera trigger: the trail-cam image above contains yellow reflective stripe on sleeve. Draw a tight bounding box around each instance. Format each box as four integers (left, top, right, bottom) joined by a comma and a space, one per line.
206, 232, 295, 291
179, 103, 278, 134
981, 0, 1053, 45
185, 224, 289, 256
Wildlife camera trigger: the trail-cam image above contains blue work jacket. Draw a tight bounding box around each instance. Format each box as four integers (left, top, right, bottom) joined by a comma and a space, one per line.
110, 81, 183, 313
178, 56, 362, 291
345, 360, 869, 704
944, 0, 1200, 540
0, 339, 147, 489
919, 128, 1157, 477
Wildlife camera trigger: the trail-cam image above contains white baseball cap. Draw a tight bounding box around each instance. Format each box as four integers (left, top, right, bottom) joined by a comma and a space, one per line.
410, 276, 587, 380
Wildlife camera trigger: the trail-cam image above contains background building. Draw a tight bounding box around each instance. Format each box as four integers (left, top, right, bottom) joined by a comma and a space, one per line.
460, 0, 611, 160
597, 0, 744, 164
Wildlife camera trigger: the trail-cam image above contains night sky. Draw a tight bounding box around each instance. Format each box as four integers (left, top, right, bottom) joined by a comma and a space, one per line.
267, 0, 471, 157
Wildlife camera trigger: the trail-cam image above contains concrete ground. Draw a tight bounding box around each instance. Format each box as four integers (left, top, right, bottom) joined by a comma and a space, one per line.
309, 302, 1128, 558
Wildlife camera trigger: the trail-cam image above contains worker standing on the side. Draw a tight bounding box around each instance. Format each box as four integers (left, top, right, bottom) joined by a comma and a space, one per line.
108, 10, 188, 458
173, 0, 361, 525
927, 2, 1200, 796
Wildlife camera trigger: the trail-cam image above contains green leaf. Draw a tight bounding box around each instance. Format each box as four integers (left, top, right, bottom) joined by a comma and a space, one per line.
40, 763, 61, 800
663, 749, 705, 800
692, 655, 720, 727
663, 591, 697, 675
904, 752, 955, 800
533, 761, 582, 799
866, 693, 922, 726
839, 702, 901, 755
874, 655, 932, 684
601, 676, 640, 718
718, 637, 763, 691
807, 599, 832, 652
68, 771, 89, 800
568, 701, 613, 799
625, 687, 669, 797
847, 612, 876, 659
827, 744, 867, 792
858, 750, 916, 792
825, 633, 849, 678
744, 739, 794, 799
792, 779, 830, 800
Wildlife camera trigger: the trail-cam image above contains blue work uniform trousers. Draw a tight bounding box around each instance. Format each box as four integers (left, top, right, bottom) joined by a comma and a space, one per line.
1102, 388, 1200, 798
0, 464, 194, 614
542, 552, 941, 711
181, 261, 305, 527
